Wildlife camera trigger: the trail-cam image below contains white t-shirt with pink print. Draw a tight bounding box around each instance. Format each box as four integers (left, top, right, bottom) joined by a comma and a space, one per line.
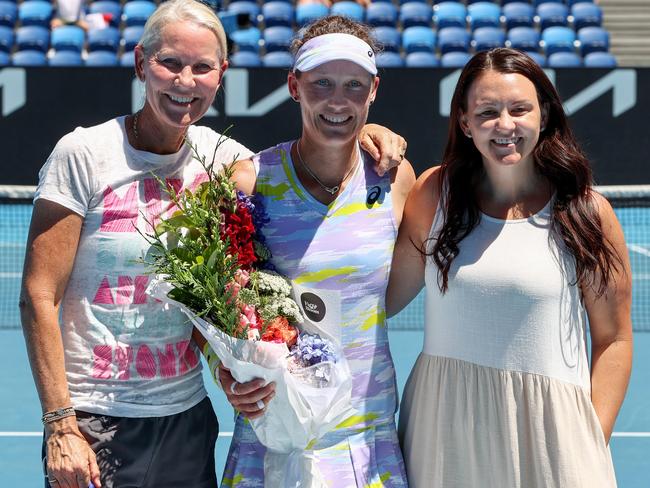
35, 116, 253, 417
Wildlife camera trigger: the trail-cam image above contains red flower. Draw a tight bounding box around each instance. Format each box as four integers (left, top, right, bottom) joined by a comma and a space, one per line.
221, 201, 257, 270
261, 317, 298, 347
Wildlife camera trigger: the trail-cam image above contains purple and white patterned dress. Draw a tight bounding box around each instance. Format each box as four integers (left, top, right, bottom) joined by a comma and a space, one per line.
220, 141, 408, 487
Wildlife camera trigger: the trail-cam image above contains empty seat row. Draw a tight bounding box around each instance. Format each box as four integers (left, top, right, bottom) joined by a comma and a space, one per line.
0, 0, 156, 28
229, 48, 615, 69
0, 24, 142, 53
0, 48, 135, 66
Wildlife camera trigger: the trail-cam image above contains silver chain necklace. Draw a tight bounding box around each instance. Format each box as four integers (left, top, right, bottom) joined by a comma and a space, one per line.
295, 140, 358, 196
131, 110, 188, 149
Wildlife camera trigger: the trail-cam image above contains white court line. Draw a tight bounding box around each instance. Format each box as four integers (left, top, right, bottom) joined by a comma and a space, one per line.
0, 272, 22, 278
629, 244, 650, 258
0, 431, 645, 438
0, 431, 235, 438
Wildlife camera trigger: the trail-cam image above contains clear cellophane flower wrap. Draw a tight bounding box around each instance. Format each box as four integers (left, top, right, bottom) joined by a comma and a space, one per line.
147, 278, 356, 488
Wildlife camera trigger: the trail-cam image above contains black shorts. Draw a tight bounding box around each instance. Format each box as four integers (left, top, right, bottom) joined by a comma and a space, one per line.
42, 397, 219, 488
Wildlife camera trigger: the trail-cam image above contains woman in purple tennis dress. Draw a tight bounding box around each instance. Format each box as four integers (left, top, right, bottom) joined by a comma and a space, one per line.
217, 16, 416, 488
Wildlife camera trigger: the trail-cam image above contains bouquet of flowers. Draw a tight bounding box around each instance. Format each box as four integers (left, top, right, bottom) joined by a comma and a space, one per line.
144, 139, 355, 487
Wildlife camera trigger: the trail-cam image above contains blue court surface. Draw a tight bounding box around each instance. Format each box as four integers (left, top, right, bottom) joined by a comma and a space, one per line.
1, 329, 649, 487
1, 203, 650, 486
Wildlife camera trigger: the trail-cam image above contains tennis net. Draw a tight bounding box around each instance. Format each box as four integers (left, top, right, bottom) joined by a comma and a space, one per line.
1, 185, 649, 331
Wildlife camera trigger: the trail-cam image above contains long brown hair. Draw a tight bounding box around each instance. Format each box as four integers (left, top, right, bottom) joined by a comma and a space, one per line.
430, 48, 621, 295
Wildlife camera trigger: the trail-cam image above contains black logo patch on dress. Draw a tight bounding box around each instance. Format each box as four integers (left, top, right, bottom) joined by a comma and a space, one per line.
366, 186, 382, 206
301, 292, 326, 322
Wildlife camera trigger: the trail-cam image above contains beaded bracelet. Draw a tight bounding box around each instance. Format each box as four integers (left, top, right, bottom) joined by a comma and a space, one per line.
42, 406, 76, 424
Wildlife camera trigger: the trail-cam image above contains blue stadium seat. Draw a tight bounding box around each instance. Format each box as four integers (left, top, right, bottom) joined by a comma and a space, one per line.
88, 1, 122, 28
467, 2, 501, 30
440, 51, 472, 67
49, 50, 83, 66
0, 1, 18, 28
227, 1, 261, 26
578, 26, 609, 55
536, 2, 569, 30
218, 11, 238, 36
472, 26, 505, 52
526, 51, 546, 66
502, 0, 527, 4
0, 50, 9, 65
12, 49, 47, 65
123, 1, 156, 27
330, 1, 364, 22
571, 2, 602, 30
405, 51, 439, 67
502, 2, 535, 30
400, 2, 433, 28
231, 27, 261, 52
15, 25, 49, 52
262, 2, 294, 27
295, 3, 329, 27
437, 26, 470, 54
88, 27, 119, 53
541, 26, 576, 55
0, 25, 13, 52
120, 50, 135, 66
434, 2, 467, 29
121, 26, 143, 52
506, 26, 540, 52
547, 51, 582, 67
263, 26, 293, 52
583, 51, 616, 67
230, 50, 261, 67
533, 0, 563, 5
567, 0, 593, 6
402, 26, 436, 53
262, 50, 293, 67
366, 2, 398, 27
85, 50, 119, 66
375, 51, 404, 67
372, 26, 401, 52
51, 25, 85, 53
18, 1, 52, 27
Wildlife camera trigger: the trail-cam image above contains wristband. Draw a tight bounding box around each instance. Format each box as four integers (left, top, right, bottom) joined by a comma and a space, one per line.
42, 406, 76, 424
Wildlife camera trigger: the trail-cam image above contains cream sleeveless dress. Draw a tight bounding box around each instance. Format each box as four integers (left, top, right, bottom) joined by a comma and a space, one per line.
398, 195, 617, 488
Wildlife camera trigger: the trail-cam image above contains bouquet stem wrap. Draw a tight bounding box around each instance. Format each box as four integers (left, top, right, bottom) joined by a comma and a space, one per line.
147, 277, 356, 488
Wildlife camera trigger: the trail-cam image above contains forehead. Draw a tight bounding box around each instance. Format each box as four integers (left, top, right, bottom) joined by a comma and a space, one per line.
156, 21, 221, 58
302, 59, 373, 78
468, 71, 538, 104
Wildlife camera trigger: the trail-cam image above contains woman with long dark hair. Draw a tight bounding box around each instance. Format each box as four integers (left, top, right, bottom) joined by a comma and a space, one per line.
387, 48, 632, 487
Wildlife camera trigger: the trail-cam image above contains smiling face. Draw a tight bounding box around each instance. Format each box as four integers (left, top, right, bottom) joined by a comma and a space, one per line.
288, 60, 379, 146
135, 20, 226, 130
459, 70, 547, 170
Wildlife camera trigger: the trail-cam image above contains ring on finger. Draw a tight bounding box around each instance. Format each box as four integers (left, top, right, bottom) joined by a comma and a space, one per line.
229, 381, 238, 395
256, 400, 265, 410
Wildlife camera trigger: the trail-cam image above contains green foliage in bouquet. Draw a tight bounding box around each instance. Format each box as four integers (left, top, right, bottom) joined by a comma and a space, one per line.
143, 136, 250, 338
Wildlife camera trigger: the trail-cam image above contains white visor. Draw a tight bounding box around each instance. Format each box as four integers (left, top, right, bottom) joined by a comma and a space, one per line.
293, 33, 377, 76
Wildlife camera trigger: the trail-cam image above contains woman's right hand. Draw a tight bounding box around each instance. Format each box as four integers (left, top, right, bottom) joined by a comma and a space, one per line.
218, 364, 276, 419
44, 417, 101, 488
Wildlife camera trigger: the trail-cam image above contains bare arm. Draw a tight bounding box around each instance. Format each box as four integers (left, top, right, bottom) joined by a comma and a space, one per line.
20, 199, 101, 488
359, 123, 408, 177
389, 159, 416, 226
386, 166, 441, 318
582, 193, 633, 444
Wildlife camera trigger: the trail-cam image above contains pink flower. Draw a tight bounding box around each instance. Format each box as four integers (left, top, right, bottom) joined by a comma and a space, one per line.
239, 304, 259, 330
234, 269, 250, 288
247, 329, 260, 341
225, 281, 241, 303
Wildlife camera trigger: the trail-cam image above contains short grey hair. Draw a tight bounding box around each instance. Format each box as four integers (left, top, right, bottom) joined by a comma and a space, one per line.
138, 0, 227, 62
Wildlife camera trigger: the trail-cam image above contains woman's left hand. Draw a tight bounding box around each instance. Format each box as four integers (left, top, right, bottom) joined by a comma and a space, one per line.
359, 123, 407, 177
